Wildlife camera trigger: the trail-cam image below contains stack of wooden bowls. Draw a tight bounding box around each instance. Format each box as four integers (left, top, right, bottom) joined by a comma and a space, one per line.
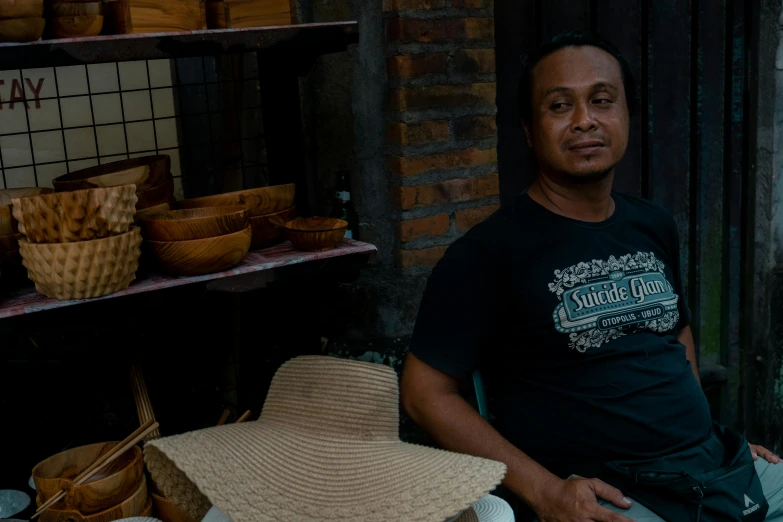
0, 187, 52, 265
178, 183, 296, 251
47, 0, 104, 38
0, 0, 45, 42
11, 185, 142, 300
139, 206, 251, 276
32, 442, 152, 522
53, 155, 176, 217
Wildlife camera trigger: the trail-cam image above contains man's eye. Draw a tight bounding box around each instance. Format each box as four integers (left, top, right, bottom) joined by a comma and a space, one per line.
593, 98, 613, 104
551, 103, 570, 111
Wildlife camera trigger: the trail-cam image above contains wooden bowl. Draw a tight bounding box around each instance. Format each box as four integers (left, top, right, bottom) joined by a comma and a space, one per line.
12, 185, 137, 243
0, 16, 44, 41
38, 475, 149, 522
141, 206, 248, 242
250, 206, 296, 250
136, 179, 175, 210
134, 200, 174, 225
32, 442, 143, 515
284, 217, 347, 252
150, 492, 195, 522
53, 155, 171, 193
0, 0, 43, 19
145, 226, 251, 276
178, 183, 295, 216
49, 1, 102, 16
49, 14, 102, 37
0, 187, 52, 236
19, 228, 142, 300
0, 232, 23, 264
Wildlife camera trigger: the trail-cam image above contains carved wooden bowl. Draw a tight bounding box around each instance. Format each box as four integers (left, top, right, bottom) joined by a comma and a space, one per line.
0, 0, 43, 19
19, 228, 142, 300
284, 217, 347, 252
0, 17, 44, 41
140, 207, 248, 242
178, 183, 295, 216
52, 155, 171, 192
136, 179, 175, 211
249, 206, 296, 250
134, 200, 175, 225
38, 476, 150, 522
33, 443, 144, 515
145, 226, 251, 276
50, 14, 103, 38
12, 185, 137, 243
49, 2, 103, 16
0, 187, 52, 236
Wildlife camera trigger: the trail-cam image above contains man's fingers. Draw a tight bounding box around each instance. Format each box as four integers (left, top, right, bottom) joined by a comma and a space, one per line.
756, 446, 781, 463
591, 479, 633, 509
593, 504, 636, 522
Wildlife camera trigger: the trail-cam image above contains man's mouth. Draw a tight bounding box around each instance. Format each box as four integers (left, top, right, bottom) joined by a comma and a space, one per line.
569, 140, 605, 153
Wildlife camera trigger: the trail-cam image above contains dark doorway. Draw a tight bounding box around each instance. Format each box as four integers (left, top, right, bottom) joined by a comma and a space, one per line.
494, 0, 752, 431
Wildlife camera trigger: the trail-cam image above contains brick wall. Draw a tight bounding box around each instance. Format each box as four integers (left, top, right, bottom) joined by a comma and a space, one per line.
385, 0, 499, 271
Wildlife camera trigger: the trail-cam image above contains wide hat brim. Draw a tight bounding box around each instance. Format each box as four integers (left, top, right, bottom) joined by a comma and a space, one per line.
145, 420, 506, 522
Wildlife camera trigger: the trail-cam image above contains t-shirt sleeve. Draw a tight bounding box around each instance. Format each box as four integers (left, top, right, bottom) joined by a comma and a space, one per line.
408, 235, 499, 381
666, 214, 691, 329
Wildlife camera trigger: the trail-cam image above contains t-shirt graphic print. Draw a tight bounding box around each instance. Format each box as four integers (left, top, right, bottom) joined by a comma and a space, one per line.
550, 251, 681, 352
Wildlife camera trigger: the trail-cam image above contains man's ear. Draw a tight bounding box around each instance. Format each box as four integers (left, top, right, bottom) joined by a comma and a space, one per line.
523, 121, 532, 147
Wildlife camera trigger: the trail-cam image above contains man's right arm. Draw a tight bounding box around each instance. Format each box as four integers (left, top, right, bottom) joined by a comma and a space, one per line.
400, 352, 634, 522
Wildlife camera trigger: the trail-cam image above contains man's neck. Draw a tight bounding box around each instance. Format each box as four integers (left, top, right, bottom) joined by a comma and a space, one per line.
527, 171, 615, 223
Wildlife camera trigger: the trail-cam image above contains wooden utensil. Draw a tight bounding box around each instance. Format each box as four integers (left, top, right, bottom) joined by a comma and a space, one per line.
19, 228, 142, 300
0, 0, 43, 19
32, 443, 143, 514
53, 155, 170, 192
105, 0, 206, 34
38, 476, 149, 522
284, 217, 347, 252
13, 185, 137, 243
136, 179, 175, 211
235, 410, 251, 423
145, 226, 251, 277
49, 14, 102, 37
215, 409, 230, 426
33, 420, 156, 519
129, 360, 161, 441
249, 206, 295, 250
49, 1, 102, 16
0, 17, 44, 41
178, 183, 295, 216
140, 207, 249, 242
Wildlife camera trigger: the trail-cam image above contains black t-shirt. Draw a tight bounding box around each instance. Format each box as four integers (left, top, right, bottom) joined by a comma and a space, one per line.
409, 192, 713, 478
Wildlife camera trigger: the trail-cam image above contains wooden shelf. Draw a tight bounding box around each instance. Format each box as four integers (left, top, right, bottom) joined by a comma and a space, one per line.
0, 21, 358, 70
0, 238, 376, 320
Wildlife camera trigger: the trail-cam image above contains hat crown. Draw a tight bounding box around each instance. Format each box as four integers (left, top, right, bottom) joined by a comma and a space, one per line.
260, 356, 400, 441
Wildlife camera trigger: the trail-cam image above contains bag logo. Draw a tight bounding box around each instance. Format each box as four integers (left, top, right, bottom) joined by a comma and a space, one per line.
744, 493, 760, 515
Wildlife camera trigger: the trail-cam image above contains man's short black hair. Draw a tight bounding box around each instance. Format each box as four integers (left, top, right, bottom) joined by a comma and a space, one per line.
519, 32, 638, 123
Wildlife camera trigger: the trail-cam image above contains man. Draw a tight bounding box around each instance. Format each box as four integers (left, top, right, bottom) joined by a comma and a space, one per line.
401, 33, 783, 522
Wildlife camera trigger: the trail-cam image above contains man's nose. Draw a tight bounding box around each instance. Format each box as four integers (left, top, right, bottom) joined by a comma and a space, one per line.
570, 102, 597, 133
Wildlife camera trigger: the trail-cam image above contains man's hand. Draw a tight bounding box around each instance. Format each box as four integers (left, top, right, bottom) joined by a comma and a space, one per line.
750, 443, 781, 464
532, 476, 634, 522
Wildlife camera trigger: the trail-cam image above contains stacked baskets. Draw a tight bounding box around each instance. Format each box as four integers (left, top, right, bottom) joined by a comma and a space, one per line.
11, 185, 142, 300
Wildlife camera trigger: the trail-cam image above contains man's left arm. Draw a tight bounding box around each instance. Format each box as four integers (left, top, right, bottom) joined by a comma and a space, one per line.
679, 325, 781, 463
678, 325, 700, 385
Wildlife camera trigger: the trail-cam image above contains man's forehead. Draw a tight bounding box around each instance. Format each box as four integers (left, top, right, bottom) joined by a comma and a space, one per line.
532, 46, 624, 93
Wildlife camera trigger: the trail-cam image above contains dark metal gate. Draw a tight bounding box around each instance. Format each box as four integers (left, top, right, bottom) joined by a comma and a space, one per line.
495, 0, 752, 432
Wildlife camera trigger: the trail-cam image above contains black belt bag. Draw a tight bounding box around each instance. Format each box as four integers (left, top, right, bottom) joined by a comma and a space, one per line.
600, 422, 768, 522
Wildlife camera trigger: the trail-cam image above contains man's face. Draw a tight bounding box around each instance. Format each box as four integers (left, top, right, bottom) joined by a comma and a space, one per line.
525, 45, 630, 182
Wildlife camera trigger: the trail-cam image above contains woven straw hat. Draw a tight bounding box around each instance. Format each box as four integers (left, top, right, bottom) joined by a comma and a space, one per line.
144, 356, 506, 522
